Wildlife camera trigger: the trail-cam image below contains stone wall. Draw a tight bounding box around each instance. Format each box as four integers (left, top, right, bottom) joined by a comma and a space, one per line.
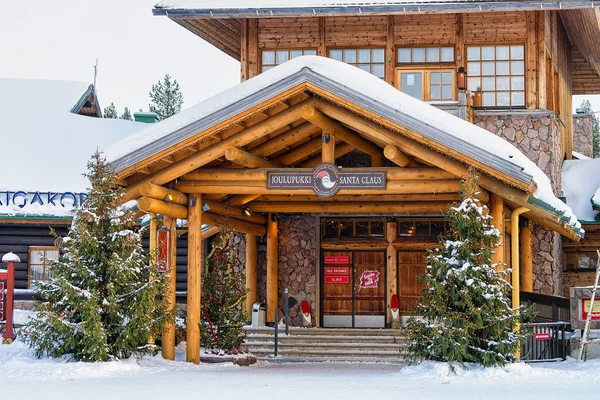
573, 114, 594, 158
234, 215, 318, 326
474, 111, 564, 296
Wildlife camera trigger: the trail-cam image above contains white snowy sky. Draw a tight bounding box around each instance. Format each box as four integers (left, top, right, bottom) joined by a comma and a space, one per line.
0, 0, 598, 115
0, 0, 240, 114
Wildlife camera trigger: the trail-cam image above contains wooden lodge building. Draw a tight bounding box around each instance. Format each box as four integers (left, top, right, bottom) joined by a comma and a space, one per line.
89, 0, 600, 363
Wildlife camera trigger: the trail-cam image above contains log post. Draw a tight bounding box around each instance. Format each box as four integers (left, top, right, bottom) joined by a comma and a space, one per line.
490, 193, 505, 271
161, 216, 177, 361
266, 213, 278, 324
187, 195, 203, 364
245, 234, 258, 320
148, 213, 158, 347
322, 132, 335, 164
386, 221, 397, 325
520, 219, 533, 292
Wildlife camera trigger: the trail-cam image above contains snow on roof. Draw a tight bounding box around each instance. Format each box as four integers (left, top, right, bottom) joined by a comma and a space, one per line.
105, 55, 581, 232
0, 78, 146, 217
593, 187, 600, 210
572, 151, 591, 160
562, 158, 600, 222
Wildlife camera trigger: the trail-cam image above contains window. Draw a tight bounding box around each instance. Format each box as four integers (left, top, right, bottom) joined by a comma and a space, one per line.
322, 218, 386, 238
466, 45, 525, 107
398, 47, 454, 64
261, 49, 317, 72
397, 218, 446, 238
329, 48, 385, 78
28, 246, 59, 287
565, 251, 599, 270
397, 70, 455, 101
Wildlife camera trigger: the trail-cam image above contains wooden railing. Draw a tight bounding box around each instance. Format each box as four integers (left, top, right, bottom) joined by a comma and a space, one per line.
520, 291, 571, 324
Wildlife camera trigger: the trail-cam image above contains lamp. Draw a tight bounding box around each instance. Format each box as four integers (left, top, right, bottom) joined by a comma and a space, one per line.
457, 66, 467, 91
242, 207, 252, 217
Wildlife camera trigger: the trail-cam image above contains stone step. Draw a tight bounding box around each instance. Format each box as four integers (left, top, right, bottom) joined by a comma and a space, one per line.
244, 334, 409, 344
247, 347, 409, 359
244, 341, 407, 352
258, 357, 406, 364
244, 327, 404, 337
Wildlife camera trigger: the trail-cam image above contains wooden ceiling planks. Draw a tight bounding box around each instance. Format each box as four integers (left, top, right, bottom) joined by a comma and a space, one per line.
571, 45, 600, 95
560, 9, 600, 80
172, 17, 240, 59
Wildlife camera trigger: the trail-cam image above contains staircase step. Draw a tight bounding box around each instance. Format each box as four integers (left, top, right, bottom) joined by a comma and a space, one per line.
244, 334, 408, 344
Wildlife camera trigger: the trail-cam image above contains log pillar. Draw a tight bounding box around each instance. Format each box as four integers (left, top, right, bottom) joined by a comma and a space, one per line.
489, 194, 505, 270
245, 234, 258, 320
161, 216, 177, 361
386, 221, 397, 325
148, 213, 157, 347
187, 195, 203, 364
322, 132, 335, 164
520, 219, 533, 292
266, 213, 278, 324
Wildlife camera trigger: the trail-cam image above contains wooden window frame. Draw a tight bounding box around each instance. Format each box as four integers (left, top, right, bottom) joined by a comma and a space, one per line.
465, 43, 526, 108
327, 48, 386, 79
260, 48, 317, 72
396, 218, 446, 238
396, 68, 457, 102
564, 250, 599, 271
397, 46, 455, 65
321, 218, 386, 239
28, 246, 59, 288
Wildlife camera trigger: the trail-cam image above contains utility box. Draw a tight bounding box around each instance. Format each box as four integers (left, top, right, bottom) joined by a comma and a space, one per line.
251, 302, 266, 328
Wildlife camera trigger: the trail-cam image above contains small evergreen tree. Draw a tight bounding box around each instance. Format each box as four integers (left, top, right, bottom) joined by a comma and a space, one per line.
200, 231, 247, 351
407, 170, 527, 369
103, 102, 118, 119
149, 74, 183, 120
120, 107, 133, 121
24, 152, 169, 362
580, 99, 600, 158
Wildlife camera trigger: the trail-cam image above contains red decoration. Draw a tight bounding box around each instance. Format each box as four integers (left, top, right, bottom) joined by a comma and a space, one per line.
359, 270, 380, 288
324, 256, 350, 264
581, 299, 600, 321
534, 333, 551, 341
325, 276, 350, 284
324, 267, 349, 275
157, 228, 170, 272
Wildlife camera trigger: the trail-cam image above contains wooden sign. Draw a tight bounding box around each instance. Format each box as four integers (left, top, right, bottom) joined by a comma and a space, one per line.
325, 276, 350, 284
324, 267, 349, 275
581, 299, 600, 321
324, 256, 350, 264
534, 333, 551, 341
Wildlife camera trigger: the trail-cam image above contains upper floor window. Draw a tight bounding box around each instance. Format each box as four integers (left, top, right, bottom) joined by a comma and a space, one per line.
467, 45, 525, 107
397, 69, 455, 102
329, 48, 385, 79
322, 218, 386, 239
398, 47, 454, 64
262, 49, 317, 72
28, 246, 59, 287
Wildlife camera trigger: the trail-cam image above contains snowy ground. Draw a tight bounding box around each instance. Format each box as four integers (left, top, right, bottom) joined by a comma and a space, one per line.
2, 327, 600, 400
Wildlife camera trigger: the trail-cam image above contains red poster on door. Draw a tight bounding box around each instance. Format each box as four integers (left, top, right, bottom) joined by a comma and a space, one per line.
324, 267, 349, 275
359, 270, 380, 288
324, 256, 350, 264
325, 276, 350, 284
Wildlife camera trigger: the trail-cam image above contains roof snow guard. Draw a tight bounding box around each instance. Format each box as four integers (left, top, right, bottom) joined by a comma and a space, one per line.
105, 56, 583, 238
153, 0, 599, 17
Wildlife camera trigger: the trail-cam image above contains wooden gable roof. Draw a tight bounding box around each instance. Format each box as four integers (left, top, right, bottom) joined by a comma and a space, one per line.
107, 56, 583, 240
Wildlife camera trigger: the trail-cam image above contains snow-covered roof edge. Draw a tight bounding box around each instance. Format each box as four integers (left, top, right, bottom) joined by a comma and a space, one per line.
153, 0, 596, 17
106, 55, 582, 236
592, 188, 600, 211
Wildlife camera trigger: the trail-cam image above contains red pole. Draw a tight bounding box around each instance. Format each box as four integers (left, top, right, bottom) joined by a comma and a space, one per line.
1, 251, 19, 344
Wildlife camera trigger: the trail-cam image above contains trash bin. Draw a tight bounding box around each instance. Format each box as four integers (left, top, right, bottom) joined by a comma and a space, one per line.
251, 302, 266, 328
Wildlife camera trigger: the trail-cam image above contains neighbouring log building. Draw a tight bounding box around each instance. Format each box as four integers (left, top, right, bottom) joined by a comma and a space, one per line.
97, 0, 600, 365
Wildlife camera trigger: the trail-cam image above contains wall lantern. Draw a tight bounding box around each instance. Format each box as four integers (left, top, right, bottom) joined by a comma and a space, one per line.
457, 66, 467, 91
157, 225, 170, 273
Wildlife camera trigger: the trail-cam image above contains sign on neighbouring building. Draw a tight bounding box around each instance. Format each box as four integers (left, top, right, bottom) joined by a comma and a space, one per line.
267, 163, 386, 198
581, 299, 600, 321
570, 286, 600, 329
0, 191, 88, 209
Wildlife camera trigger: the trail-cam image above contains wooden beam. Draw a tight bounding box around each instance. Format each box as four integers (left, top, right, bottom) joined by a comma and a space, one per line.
322, 132, 335, 164
245, 234, 257, 319
240, 18, 248, 81
257, 193, 462, 202
228, 194, 261, 206
247, 18, 258, 78
137, 197, 188, 219
183, 167, 456, 181
122, 98, 311, 202
384, 144, 411, 167
247, 201, 451, 213
386, 221, 397, 325
248, 122, 320, 158
138, 182, 187, 206
225, 147, 280, 168
385, 16, 395, 87
161, 216, 177, 361
270, 137, 322, 166
317, 17, 326, 56
520, 220, 533, 292
526, 11, 538, 109
298, 142, 354, 168
302, 105, 384, 166
202, 211, 266, 236
490, 193, 505, 270
148, 213, 157, 347
187, 195, 202, 364
176, 179, 462, 195
204, 199, 267, 225
266, 213, 278, 323
201, 226, 221, 240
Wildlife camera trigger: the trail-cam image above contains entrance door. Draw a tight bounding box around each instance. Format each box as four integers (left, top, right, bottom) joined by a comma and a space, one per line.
322, 250, 385, 328
397, 251, 427, 315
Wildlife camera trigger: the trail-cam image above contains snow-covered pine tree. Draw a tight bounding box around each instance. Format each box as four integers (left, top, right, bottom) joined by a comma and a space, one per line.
200, 232, 247, 351
120, 107, 133, 121
148, 74, 183, 120
407, 169, 527, 369
580, 99, 600, 158
103, 102, 118, 119
24, 152, 170, 362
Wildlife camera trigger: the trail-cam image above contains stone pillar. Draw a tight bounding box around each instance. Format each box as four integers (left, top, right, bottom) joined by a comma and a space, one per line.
573, 113, 594, 158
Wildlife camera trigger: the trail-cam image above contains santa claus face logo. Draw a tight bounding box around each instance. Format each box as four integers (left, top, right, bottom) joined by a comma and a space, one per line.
359, 270, 380, 289
312, 163, 340, 197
